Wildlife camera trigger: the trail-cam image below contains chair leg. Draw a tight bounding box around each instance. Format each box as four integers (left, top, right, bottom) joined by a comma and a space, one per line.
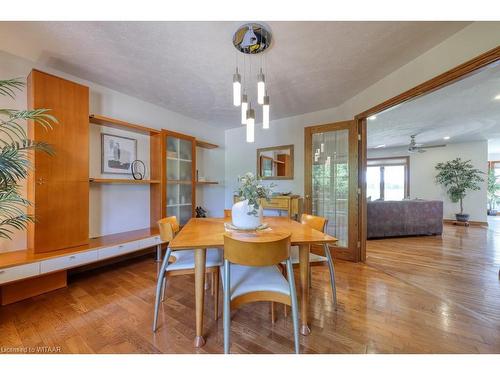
324, 244, 337, 310
211, 272, 215, 296
223, 260, 231, 354
161, 275, 167, 302
282, 265, 288, 317
214, 268, 220, 320
153, 247, 172, 332
271, 302, 276, 323
286, 259, 300, 354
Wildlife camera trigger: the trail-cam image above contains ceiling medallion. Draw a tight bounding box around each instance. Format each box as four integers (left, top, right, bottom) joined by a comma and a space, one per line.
233, 23, 272, 55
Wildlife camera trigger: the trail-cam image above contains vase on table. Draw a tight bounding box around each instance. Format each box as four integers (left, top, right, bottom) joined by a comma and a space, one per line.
231, 199, 263, 229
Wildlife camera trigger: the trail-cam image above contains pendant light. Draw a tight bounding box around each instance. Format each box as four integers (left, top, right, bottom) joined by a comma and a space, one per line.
246, 104, 255, 143
257, 68, 265, 105
241, 94, 248, 124
262, 95, 270, 129
233, 68, 241, 106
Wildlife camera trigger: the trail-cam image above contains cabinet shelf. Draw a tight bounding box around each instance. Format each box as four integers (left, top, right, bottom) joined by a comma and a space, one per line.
89, 178, 160, 184
196, 139, 218, 149
89, 114, 160, 135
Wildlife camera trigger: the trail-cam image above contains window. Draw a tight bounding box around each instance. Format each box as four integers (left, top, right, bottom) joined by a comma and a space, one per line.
366, 157, 409, 201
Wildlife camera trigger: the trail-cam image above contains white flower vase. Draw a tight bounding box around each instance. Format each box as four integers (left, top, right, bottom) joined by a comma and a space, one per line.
231, 199, 263, 229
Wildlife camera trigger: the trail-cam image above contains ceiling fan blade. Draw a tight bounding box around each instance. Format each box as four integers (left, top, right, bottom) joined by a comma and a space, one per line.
419, 144, 446, 149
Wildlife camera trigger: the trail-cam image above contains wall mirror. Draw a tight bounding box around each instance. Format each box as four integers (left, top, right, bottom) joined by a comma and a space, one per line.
256, 145, 294, 180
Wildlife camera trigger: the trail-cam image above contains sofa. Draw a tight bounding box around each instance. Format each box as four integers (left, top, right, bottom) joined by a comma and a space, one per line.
367, 200, 443, 239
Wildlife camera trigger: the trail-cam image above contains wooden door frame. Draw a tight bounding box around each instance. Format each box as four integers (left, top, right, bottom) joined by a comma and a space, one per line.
304, 120, 359, 261
355, 46, 500, 262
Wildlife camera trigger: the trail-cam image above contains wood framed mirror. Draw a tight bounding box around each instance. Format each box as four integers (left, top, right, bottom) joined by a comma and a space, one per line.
256, 145, 294, 180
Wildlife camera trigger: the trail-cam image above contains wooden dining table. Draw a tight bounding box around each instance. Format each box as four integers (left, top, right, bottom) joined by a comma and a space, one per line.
164, 216, 338, 347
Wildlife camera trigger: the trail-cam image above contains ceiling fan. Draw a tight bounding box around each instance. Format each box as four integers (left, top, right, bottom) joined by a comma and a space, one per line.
408, 135, 446, 153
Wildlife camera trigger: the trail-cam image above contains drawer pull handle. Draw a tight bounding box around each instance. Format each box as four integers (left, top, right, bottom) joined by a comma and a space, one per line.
0, 270, 5, 274
69, 256, 76, 260
119, 245, 124, 248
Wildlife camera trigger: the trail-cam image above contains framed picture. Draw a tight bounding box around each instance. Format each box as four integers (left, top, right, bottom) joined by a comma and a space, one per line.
101, 133, 137, 174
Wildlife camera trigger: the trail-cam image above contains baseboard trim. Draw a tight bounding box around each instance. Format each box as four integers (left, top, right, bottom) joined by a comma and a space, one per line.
443, 219, 488, 227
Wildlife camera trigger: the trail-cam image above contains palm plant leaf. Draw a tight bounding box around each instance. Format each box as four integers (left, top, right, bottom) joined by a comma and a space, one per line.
0, 78, 24, 99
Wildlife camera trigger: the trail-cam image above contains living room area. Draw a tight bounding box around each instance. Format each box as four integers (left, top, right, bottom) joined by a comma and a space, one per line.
364, 59, 500, 327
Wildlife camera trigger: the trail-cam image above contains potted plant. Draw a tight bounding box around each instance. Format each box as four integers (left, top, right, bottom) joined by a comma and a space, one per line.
435, 158, 484, 222
487, 169, 500, 216
0, 78, 57, 239
232, 172, 275, 229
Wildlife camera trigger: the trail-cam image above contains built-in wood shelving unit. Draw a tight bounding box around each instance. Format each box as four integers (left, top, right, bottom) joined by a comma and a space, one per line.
89, 178, 160, 185
196, 139, 218, 149
89, 114, 160, 135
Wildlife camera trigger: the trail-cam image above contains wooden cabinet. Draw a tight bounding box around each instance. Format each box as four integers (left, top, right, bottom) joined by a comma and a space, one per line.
162, 130, 196, 226
233, 195, 303, 220
27, 70, 90, 253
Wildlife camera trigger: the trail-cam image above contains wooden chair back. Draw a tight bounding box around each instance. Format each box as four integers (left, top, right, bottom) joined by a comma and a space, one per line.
158, 216, 180, 242
223, 232, 291, 267
300, 214, 327, 233
224, 209, 232, 218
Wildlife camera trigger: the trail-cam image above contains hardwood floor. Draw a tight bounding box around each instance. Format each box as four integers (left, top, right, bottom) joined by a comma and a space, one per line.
0, 223, 499, 353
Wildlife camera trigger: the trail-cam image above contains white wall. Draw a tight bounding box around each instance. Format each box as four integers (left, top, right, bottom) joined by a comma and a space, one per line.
367, 142, 488, 222
0, 50, 225, 252
224, 22, 500, 208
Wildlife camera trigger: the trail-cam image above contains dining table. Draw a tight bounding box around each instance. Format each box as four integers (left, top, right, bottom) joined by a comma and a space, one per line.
163, 216, 338, 347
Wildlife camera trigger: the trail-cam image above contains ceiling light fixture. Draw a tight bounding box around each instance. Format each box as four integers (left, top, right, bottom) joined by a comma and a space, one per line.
495, 94, 500, 100
232, 23, 272, 141
368, 115, 377, 120
375, 144, 385, 148
246, 104, 255, 143
241, 94, 248, 125
233, 68, 241, 106
443, 136, 450, 140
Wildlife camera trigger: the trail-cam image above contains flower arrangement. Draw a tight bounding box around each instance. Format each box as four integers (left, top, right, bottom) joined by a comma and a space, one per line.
235, 172, 275, 216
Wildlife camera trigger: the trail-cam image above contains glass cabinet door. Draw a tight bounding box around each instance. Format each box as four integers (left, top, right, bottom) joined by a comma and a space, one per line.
166, 134, 194, 226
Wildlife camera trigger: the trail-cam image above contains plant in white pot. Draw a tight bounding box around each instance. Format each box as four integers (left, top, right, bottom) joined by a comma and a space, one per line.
232, 172, 275, 229
435, 158, 484, 222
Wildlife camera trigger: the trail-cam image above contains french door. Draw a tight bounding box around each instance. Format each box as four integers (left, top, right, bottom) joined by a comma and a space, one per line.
304, 121, 359, 261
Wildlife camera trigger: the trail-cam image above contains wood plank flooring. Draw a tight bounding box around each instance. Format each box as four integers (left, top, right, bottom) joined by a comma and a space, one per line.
0, 223, 499, 353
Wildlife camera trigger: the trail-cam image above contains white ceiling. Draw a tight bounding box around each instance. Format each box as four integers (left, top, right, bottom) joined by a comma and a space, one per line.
0, 21, 469, 129
367, 62, 500, 149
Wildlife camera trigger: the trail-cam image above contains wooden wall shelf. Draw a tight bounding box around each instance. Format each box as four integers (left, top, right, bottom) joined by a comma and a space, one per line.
196, 139, 218, 149
89, 114, 160, 135
196, 181, 218, 185
89, 178, 160, 184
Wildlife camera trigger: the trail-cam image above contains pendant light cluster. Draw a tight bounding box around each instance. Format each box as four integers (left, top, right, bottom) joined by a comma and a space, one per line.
232, 23, 272, 143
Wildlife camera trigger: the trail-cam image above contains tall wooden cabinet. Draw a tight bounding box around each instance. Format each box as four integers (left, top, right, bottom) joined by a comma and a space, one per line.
27, 70, 89, 253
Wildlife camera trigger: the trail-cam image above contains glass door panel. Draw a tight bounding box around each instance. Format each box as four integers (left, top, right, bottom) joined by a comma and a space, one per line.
311, 129, 349, 247
305, 120, 357, 258
366, 166, 381, 200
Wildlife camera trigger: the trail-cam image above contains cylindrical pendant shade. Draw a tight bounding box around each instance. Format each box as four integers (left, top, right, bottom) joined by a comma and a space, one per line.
257, 70, 265, 105
241, 94, 248, 124
246, 107, 255, 143
233, 70, 241, 106
263, 95, 269, 129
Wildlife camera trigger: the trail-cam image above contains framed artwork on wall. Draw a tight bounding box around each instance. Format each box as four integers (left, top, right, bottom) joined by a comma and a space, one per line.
101, 133, 137, 174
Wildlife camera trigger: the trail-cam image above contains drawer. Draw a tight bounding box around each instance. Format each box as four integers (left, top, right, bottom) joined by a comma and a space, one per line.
98, 240, 142, 260
261, 198, 289, 210
0, 262, 40, 285
40, 250, 98, 274
140, 235, 162, 249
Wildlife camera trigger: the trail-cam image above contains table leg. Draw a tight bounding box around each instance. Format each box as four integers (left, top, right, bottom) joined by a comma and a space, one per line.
194, 248, 207, 347
299, 244, 311, 335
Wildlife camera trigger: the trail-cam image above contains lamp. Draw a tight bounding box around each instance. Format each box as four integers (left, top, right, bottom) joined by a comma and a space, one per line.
246, 104, 255, 143
262, 95, 269, 129
241, 94, 248, 124
233, 68, 241, 106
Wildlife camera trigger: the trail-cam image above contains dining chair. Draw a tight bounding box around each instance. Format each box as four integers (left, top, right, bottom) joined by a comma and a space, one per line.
222, 232, 300, 354
152, 216, 223, 332
286, 214, 337, 309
